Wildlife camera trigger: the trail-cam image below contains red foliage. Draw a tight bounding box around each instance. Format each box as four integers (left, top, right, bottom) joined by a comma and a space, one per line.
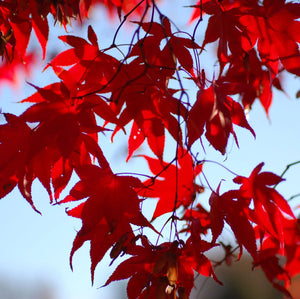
0, 0, 299, 298
187, 81, 255, 153
105, 238, 221, 299
60, 163, 155, 282
141, 148, 204, 220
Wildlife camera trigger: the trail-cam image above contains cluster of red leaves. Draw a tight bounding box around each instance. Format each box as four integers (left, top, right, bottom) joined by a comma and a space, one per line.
0, 0, 144, 87
105, 237, 221, 299
183, 163, 299, 297
110, 17, 199, 161
0, 26, 120, 206
0, 0, 149, 58
191, 0, 300, 113
0, 0, 300, 298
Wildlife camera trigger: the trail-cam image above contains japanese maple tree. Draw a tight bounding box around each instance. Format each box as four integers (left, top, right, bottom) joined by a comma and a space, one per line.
0, 0, 299, 298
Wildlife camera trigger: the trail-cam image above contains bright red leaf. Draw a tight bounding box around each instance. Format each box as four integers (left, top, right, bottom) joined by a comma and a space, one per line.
60, 165, 155, 282
141, 147, 204, 220
234, 163, 295, 246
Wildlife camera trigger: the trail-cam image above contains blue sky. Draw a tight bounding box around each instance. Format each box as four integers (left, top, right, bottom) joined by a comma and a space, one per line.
0, 1, 299, 298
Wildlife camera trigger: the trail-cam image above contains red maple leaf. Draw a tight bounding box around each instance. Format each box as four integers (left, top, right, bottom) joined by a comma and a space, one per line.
140, 147, 204, 220
114, 87, 186, 161
234, 163, 295, 246
187, 82, 255, 153
60, 165, 155, 282
47, 26, 121, 92
209, 188, 257, 259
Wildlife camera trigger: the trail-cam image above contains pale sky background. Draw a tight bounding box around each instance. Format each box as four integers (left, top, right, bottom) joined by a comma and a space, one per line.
0, 1, 299, 298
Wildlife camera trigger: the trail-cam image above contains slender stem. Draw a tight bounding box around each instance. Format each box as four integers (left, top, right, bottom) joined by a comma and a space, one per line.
274, 160, 300, 189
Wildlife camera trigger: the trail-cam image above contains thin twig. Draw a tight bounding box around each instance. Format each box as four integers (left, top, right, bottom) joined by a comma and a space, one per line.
274, 160, 300, 188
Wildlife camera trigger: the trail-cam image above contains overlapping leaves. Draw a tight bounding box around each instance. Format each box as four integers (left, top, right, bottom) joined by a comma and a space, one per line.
191, 0, 299, 112
59, 163, 155, 282
0, 0, 144, 87
187, 81, 255, 153
105, 238, 221, 299
0, 1, 299, 299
